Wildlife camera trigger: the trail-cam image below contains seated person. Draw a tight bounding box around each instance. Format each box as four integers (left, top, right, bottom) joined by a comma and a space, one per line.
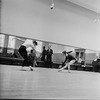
76, 56, 83, 64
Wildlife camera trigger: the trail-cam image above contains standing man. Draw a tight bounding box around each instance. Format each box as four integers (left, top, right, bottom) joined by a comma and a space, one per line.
58, 51, 76, 73
41, 46, 47, 61
40, 46, 47, 67
46, 45, 53, 68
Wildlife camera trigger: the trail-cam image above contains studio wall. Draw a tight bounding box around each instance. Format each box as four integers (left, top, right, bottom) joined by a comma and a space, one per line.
1, 0, 100, 51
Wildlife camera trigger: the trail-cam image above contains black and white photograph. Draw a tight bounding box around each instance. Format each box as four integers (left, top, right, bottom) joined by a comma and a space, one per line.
0, 0, 100, 100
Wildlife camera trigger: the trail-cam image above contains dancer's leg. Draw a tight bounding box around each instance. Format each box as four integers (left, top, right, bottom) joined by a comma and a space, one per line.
19, 46, 28, 70
68, 60, 76, 73
58, 63, 68, 72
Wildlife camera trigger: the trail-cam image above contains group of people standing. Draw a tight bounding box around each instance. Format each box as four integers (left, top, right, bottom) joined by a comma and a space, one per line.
40, 45, 53, 68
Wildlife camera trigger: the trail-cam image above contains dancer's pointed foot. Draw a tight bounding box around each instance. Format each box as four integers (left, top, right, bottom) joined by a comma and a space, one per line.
58, 70, 62, 72
29, 66, 33, 71
30, 68, 33, 71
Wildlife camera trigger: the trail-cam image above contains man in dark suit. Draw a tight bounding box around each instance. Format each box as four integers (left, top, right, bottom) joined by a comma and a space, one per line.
41, 46, 47, 61
46, 45, 53, 68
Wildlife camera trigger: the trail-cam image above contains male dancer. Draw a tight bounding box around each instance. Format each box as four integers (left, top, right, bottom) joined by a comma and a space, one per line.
14, 37, 38, 71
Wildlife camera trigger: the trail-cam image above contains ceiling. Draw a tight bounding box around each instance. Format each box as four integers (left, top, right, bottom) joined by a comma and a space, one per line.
66, 0, 100, 13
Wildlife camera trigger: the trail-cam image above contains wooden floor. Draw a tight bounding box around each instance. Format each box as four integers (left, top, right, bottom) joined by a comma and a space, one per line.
0, 64, 100, 99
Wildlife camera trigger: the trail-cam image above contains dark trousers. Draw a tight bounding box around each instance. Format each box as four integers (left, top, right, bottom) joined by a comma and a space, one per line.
46, 57, 52, 68
19, 46, 29, 67
47, 61, 52, 68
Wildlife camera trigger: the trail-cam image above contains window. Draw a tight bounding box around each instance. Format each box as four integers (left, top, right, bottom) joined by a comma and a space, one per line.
0, 34, 5, 53
7, 36, 16, 54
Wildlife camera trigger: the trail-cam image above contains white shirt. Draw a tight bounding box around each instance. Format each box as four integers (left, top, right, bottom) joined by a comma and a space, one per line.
22, 39, 35, 49
26, 47, 33, 55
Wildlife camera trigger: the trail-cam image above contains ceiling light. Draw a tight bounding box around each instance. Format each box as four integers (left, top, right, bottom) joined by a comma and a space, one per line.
50, 0, 54, 10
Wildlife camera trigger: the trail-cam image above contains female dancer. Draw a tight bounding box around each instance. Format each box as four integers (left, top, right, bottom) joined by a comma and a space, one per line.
58, 51, 76, 73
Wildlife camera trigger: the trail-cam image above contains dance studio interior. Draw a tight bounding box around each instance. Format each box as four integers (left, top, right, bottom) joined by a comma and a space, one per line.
0, 0, 100, 99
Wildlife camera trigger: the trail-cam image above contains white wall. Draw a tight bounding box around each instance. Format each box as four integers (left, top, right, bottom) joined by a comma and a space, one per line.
1, 0, 100, 51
